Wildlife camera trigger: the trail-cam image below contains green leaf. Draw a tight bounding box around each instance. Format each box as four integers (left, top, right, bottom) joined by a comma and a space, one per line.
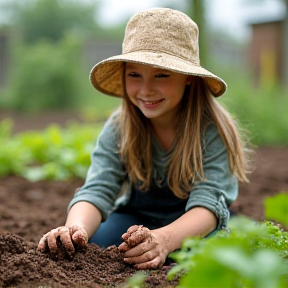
126, 271, 147, 288
265, 193, 288, 227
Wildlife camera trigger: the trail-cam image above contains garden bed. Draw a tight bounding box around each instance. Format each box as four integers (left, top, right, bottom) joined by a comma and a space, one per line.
0, 110, 288, 287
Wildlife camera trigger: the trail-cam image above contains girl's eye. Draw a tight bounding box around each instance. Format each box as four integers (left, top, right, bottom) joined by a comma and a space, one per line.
128, 72, 140, 77
155, 73, 170, 78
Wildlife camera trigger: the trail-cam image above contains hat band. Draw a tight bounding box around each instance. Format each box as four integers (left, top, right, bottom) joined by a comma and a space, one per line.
121, 49, 200, 67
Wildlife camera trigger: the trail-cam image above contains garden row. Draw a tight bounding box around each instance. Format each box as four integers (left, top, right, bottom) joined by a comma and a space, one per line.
0, 118, 100, 181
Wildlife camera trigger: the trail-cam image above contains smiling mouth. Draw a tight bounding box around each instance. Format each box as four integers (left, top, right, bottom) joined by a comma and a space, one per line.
142, 99, 164, 107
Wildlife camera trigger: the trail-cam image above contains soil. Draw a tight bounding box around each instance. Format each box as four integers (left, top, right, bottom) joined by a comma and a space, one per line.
0, 110, 288, 287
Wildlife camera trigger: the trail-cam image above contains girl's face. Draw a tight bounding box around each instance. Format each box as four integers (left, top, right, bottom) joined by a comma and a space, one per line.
125, 63, 191, 125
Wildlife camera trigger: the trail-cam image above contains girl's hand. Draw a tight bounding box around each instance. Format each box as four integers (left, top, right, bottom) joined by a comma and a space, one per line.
37, 225, 88, 256
118, 225, 169, 269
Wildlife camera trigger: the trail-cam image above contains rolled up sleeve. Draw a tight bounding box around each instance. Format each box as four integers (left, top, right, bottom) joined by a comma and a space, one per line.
67, 116, 127, 221
185, 123, 238, 229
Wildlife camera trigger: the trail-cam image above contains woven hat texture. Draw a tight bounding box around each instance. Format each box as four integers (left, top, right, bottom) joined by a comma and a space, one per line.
90, 8, 227, 97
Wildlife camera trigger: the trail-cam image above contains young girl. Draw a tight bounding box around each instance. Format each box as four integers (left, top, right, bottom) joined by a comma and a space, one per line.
38, 8, 250, 269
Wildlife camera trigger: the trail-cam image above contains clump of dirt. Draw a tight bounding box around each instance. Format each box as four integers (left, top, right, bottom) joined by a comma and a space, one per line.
0, 233, 178, 288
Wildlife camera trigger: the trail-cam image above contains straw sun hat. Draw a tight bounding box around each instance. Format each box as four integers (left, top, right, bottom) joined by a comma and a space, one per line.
90, 8, 227, 97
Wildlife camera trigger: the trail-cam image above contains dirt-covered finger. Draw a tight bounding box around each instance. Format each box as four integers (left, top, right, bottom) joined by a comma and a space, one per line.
134, 256, 164, 270
124, 247, 156, 264
37, 232, 50, 252
47, 228, 60, 254
70, 227, 88, 247
126, 226, 151, 247
118, 242, 130, 252
121, 225, 139, 241
58, 227, 75, 255
122, 241, 153, 259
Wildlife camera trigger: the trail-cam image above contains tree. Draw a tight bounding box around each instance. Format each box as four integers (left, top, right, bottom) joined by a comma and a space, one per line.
283, 0, 288, 87
0, 0, 104, 112
1, 0, 100, 44
186, 0, 208, 66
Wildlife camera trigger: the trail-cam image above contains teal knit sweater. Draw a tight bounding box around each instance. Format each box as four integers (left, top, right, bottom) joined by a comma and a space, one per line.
68, 113, 238, 229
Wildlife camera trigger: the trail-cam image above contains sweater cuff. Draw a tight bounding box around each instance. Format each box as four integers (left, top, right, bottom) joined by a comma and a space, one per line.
186, 193, 230, 230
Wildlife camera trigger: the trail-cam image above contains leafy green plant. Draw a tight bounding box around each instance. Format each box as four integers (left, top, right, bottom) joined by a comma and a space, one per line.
168, 216, 288, 288
0, 119, 102, 180
125, 272, 147, 288
0, 119, 28, 176
264, 193, 288, 228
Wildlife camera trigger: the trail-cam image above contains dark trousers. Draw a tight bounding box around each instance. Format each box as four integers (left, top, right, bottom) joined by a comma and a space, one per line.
89, 211, 161, 247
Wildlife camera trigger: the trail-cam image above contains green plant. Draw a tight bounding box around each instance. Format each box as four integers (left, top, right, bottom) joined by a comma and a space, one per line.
0, 119, 102, 180
264, 193, 288, 228
125, 272, 147, 288
0, 119, 28, 176
168, 216, 288, 288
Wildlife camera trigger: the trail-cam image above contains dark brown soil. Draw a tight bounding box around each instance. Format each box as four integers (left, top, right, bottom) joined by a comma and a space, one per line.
231, 146, 288, 220
0, 110, 288, 287
0, 177, 178, 288
0, 233, 177, 288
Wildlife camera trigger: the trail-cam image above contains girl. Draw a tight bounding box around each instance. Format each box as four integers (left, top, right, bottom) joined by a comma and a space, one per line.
38, 8, 250, 269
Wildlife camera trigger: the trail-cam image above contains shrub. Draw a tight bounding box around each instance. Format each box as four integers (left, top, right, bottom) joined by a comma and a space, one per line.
9, 33, 82, 113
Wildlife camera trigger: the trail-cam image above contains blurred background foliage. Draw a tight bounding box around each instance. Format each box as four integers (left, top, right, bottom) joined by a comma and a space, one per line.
0, 0, 287, 145
9, 35, 82, 111
12, 0, 98, 44
0, 0, 124, 115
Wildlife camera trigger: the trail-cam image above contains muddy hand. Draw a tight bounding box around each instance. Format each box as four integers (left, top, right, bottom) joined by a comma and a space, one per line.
37, 225, 88, 255
118, 225, 168, 269
118, 225, 151, 252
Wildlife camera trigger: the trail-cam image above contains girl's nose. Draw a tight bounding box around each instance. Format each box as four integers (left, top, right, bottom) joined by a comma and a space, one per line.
140, 80, 155, 97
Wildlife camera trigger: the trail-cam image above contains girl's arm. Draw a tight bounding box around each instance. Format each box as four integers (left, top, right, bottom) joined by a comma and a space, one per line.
119, 206, 217, 269
38, 113, 125, 254
156, 206, 217, 252
65, 201, 102, 238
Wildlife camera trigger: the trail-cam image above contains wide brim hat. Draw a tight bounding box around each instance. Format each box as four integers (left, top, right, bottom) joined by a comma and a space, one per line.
90, 8, 227, 97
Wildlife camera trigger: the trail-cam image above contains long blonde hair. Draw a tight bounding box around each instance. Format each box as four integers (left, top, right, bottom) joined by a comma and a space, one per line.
116, 76, 250, 199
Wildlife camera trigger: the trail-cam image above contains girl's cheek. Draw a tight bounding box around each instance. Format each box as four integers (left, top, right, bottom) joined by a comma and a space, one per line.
126, 85, 138, 98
